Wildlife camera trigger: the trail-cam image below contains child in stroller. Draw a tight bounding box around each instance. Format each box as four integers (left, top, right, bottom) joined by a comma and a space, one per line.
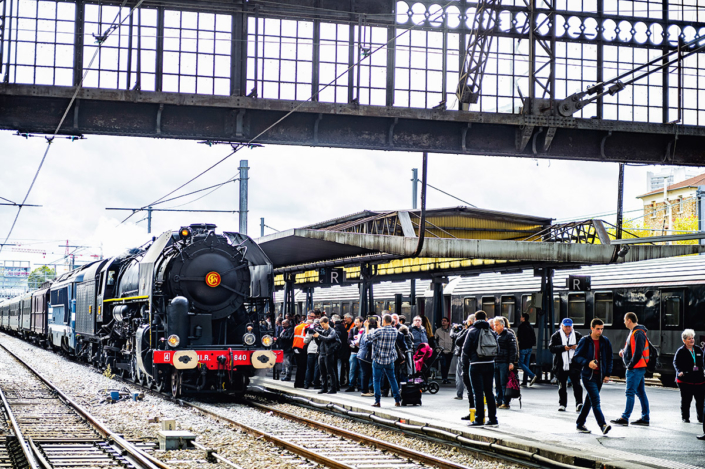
410, 345, 442, 394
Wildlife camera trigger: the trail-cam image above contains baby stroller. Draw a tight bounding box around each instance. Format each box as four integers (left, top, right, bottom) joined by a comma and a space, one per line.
410, 346, 442, 394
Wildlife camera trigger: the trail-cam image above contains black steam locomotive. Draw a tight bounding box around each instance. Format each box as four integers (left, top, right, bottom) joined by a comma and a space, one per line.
0, 224, 280, 396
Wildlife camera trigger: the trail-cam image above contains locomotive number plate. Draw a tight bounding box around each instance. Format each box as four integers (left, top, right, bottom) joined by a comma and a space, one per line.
153, 350, 283, 370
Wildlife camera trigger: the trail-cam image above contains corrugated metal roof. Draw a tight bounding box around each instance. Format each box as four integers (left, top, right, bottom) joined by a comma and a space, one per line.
300, 206, 552, 230
450, 255, 705, 295
274, 279, 431, 302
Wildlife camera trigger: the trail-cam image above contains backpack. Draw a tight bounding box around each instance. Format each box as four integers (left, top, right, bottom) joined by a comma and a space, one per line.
476, 328, 498, 359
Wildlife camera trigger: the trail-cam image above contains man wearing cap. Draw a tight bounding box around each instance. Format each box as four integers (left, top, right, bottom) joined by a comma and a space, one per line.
549, 318, 584, 412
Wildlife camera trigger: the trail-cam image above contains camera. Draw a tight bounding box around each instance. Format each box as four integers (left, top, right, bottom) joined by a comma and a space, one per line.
451, 323, 463, 333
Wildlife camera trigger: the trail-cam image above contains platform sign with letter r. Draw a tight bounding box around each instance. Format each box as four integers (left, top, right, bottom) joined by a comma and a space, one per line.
568, 275, 591, 291
319, 267, 345, 285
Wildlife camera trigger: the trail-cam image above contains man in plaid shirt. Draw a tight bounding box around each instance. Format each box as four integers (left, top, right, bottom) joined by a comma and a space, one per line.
368, 314, 402, 407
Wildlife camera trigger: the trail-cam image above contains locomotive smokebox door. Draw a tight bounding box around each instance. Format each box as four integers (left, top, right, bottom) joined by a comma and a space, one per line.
251, 351, 277, 369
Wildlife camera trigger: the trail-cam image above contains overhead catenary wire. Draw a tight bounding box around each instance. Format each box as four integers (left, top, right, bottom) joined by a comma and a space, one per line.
121, 1, 458, 225
164, 173, 240, 209
0, 0, 146, 254
419, 179, 477, 208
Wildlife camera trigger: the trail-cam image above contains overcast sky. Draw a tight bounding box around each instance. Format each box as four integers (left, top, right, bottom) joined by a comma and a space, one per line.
2, 128, 699, 274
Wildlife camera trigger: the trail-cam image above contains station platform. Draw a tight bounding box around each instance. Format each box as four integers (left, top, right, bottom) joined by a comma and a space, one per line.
250, 375, 704, 469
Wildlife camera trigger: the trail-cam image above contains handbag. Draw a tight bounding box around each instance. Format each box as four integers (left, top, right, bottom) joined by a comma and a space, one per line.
505, 369, 522, 408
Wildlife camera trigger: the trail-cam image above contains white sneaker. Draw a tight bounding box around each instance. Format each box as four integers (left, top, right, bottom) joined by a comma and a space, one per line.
529, 375, 538, 387
576, 403, 583, 412
558, 405, 566, 412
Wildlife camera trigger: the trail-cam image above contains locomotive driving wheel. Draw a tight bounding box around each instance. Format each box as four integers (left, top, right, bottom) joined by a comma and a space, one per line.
171, 370, 182, 398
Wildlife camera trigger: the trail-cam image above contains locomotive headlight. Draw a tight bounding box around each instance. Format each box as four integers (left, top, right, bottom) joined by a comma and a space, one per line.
167, 334, 180, 348
243, 333, 256, 346
261, 335, 273, 347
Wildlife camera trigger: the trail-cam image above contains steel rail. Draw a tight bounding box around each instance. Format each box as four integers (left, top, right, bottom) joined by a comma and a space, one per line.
247, 386, 582, 469
0, 337, 349, 469
245, 400, 474, 469
0, 343, 169, 469
102, 369, 473, 469
0, 384, 40, 469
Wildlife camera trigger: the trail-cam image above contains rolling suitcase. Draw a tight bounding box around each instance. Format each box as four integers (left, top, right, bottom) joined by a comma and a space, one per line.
401, 382, 422, 406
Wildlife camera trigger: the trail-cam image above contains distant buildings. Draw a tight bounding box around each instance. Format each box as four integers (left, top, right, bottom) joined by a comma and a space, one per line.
0, 260, 30, 299
637, 170, 705, 233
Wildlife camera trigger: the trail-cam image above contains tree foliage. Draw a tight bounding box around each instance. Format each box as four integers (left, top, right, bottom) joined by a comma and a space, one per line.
28, 266, 56, 290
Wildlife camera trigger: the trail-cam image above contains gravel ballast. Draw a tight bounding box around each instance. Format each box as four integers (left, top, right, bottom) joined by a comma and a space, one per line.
0, 333, 529, 469
0, 334, 304, 469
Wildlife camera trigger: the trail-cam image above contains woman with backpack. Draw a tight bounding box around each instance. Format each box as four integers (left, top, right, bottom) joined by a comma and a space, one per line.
461, 310, 499, 427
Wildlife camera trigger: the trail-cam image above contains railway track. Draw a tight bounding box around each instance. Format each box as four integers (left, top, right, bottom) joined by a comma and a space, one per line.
0, 344, 167, 469
0, 334, 552, 469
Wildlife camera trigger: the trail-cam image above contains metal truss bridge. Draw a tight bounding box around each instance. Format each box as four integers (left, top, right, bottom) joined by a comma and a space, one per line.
1, 0, 705, 164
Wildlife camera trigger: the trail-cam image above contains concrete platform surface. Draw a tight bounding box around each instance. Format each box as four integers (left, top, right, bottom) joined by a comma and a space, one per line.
251, 375, 705, 469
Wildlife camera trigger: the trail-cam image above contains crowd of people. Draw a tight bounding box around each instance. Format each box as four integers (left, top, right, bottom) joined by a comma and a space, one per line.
272, 309, 705, 440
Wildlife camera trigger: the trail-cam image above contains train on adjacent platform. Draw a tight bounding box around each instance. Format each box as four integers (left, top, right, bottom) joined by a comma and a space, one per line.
0, 224, 281, 397
276, 255, 705, 385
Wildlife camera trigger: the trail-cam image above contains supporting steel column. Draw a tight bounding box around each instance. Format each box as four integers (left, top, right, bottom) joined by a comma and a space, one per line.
368, 281, 375, 316
536, 268, 554, 380
230, 0, 248, 96
394, 293, 402, 317
596, 0, 604, 119
347, 17, 355, 103
385, 24, 396, 107
260, 217, 265, 237
305, 287, 314, 313
239, 160, 249, 234
284, 275, 295, 317
72, 0, 85, 86
155, 7, 164, 92
358, 266, 368, 318
432, 278, 445, 329
0, 0, 7, 81
147, 206, 152, 234
616, 163, 625, 239
662, 0, 669, 123
311, 13, 320, 101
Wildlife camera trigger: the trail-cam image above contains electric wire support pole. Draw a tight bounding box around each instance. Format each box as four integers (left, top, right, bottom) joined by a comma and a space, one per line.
411, 168, 418, 210
239, 160, 249, 235
616, 164, 625, 240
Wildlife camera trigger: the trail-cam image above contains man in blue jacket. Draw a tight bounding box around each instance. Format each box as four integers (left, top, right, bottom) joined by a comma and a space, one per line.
461, 310, 499, 427
611, 312, 650, 426
573, 318, 613, 435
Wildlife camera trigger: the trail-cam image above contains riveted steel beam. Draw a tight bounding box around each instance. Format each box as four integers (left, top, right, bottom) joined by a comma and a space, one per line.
2, 84, 705, 165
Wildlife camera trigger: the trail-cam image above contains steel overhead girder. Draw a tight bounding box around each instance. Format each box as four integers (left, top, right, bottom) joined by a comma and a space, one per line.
2, 84, 705, 165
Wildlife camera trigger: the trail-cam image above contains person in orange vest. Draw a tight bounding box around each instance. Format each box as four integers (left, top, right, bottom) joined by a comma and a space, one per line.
293, 311, 315, 388
611, 312, 650, 426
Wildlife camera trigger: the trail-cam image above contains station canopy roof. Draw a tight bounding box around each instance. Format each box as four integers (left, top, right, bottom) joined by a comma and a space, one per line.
256, 206, 705, 286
